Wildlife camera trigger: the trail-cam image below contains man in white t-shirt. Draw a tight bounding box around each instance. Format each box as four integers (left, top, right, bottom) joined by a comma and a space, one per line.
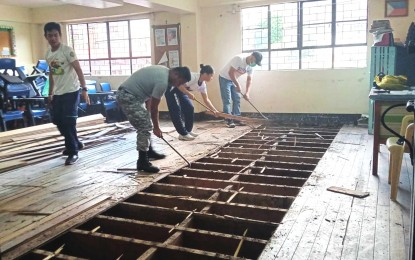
218, 51, 262, 128
44, 22, 90, 166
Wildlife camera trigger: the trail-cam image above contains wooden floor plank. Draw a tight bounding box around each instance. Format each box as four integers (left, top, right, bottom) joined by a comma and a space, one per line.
306, 131, 361, 260
260, 126, 412, 260
0, 119, 253, 255
1, 122, 412, 259
261, 128, 356, 259
340, 134, 373, 260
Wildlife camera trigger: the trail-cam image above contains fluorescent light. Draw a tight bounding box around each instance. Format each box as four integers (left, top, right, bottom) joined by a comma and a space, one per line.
56, 0, 124, 9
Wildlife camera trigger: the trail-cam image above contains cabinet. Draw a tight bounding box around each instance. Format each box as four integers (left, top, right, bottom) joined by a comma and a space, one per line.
368, 46, 410, 134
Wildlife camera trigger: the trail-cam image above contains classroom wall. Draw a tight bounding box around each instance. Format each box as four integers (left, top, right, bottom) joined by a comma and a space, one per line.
1, 0, 414, 115
197, 0, 415, 115
0, 4, 34, 69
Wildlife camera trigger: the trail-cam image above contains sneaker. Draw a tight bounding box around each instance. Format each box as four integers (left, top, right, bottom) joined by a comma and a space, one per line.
62, 142, 84, 156
179, 134, 195, 141
65, 155, 79, 165
188, 131, 199, 137
227, 122, 236, 128
234, 121, 246, 126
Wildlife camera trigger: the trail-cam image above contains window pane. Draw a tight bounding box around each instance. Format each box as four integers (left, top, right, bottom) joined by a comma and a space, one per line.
109, 21, 129, 58
336, 0, 367, 21
88, 23, 108, 59
90, 60, 110, 75
131, 19, 151, 56
240, 1, 368, 71
302, 48, 332, 69
270, 3, 298, 49
242, 6, 268, 50
303, 23, 332, 46
78, 60, 90, 74
132, 58, 152, 73
336, 21, 366, 44
334, 46, 367, 68
303, 0, 332, 24
110, 59, 131, 75
252, 51, 268, 71
271, 50, 299, 70
69, 24, 89, 59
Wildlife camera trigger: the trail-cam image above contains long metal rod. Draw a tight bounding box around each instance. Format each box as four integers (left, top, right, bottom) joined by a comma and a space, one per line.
246, 99, 268, 120
161, 137, 191, 167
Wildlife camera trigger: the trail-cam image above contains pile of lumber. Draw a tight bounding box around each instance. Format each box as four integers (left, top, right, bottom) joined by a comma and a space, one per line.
0, 115, 134, 173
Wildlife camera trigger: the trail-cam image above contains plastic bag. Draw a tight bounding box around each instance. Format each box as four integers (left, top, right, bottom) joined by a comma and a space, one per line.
374, 73, 407, 90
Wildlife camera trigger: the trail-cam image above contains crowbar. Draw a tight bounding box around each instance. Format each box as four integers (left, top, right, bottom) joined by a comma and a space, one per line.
246, 99, 268, 120
161, 137, 191, 167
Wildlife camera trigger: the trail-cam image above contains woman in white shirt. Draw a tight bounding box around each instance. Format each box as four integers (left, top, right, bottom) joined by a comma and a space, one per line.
165, 64, 218, 140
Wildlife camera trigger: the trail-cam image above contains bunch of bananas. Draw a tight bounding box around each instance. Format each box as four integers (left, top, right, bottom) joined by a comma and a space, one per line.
374, 73, 407, 90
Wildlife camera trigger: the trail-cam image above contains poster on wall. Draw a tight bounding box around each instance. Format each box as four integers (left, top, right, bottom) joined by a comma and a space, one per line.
168, 50, 180, 68
385, 0, 408, 17
167, 27, 178, 46
155, 29, 166, 46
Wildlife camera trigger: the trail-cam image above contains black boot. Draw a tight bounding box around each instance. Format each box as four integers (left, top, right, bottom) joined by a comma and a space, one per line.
148, 145, 166, 160
137, 150, 160, 173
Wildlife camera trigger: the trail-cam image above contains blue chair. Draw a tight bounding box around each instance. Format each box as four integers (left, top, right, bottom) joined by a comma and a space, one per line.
98, 82, 117, 116
78, 80, 98, 115
32, 60, 49, 74
0, 60, 50, 127
0, 58, 19, 76
0, 69, 29, 131
0, 109, 26, 131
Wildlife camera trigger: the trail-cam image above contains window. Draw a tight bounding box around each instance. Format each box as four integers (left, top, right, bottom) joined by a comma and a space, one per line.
68, 19, 151, 75
242, 0, 368, 70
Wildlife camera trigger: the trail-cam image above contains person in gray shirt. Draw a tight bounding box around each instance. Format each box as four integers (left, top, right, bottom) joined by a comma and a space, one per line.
117, 65, 191, 173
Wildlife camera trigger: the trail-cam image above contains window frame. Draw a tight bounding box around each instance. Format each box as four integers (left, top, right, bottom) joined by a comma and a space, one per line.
241, 0, 368, 70
67, 18, 152, 75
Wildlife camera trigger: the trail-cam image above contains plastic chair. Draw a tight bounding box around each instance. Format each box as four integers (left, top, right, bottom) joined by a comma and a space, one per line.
0, 109, 26, 131
98, 82, 117, 116
32, 60, 49, 74
78, 80, 97, 114
0, 65, 50, 126
386, 115, 414, 200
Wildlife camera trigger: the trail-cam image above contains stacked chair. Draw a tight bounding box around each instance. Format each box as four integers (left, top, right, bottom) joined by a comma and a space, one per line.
0, 58, 50, 131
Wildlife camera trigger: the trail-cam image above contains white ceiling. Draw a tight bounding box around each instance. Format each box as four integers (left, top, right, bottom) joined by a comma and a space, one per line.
0, 0, 266, 9
0, 0, 64, 8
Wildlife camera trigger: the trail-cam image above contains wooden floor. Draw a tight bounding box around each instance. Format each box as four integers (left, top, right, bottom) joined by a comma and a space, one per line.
0, 121, 412, 259
260, 125, 413, 260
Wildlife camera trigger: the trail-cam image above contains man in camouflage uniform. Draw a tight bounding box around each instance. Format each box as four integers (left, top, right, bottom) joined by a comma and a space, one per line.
117, 65, 191, 173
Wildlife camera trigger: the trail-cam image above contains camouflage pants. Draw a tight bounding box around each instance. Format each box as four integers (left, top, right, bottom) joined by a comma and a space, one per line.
116, 88, 152, 151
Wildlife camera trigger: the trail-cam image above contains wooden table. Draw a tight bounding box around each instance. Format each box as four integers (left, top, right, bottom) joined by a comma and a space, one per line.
369, 88, 415, 175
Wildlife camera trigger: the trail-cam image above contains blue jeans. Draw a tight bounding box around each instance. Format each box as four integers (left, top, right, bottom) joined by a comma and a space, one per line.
219, 76, 241, 120
165, 86, 194, 136
51, 90, 81, 156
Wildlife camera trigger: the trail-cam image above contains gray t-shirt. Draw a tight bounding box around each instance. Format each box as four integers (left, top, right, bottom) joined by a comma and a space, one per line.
121, 65, 169, 102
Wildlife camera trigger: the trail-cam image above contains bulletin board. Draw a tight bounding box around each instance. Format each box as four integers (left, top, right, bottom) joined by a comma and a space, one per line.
153, 24, 181, 68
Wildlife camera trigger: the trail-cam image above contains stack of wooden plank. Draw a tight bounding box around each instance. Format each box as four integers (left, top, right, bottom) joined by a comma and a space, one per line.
0, 115, 134, 173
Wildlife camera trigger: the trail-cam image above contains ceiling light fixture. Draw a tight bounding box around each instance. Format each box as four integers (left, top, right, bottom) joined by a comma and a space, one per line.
56, 0, 124, 9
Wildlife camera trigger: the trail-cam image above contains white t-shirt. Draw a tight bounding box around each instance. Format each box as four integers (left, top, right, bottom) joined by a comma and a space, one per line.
219, 54, 253, 80
184, 73, 207, 94
46, 44, 79, 95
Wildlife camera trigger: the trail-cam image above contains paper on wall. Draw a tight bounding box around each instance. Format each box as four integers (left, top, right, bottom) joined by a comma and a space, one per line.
158, 52, 168, 64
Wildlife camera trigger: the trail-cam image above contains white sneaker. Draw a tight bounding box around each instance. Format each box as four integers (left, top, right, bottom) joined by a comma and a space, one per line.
179, 134, 195, 141
188, 131, 199, 137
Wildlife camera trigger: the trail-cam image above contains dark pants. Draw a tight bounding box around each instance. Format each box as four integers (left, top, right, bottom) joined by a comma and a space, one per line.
51, 90, 81, 156
165, 86, 194, 136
